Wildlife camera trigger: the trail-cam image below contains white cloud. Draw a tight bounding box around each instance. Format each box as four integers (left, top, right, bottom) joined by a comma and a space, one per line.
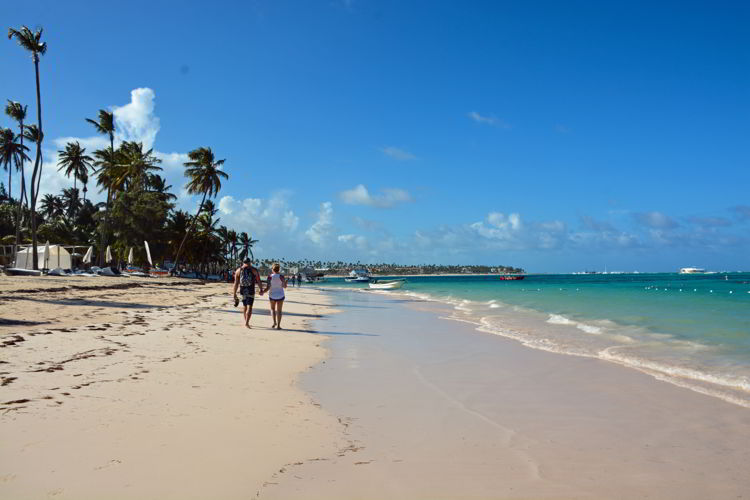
337, 233, 368, 250
305, 202, 334, 245
53, 136, 108, 151
467, 111, 510, 129
218, 191, 299, 237
339, 184, 412, 208
113, 88, 160, 150
380, 146, 416, 161
38, 88, 196, 211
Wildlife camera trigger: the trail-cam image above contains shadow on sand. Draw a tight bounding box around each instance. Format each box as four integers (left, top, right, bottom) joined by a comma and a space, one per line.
5, 296, 164, 309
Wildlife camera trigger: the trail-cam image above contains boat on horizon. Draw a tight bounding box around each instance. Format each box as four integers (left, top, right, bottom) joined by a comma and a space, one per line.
345, 269, 371, 283
679, 267, 706, 274
498, 275, 525, 281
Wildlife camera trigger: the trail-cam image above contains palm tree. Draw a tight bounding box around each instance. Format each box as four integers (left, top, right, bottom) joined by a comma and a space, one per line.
227, 229, 238, 267
8, 25, 47, 270
39, 193, 63, 220
85, 110, 115, 151
238, 232, 259, 261
0, 128, 29, 200
86, 109, 115, 266
117, 141, 162, 190
6, 100, 29, 253
61, 187, 81, 219
172, 147, 228, 272
57, 141, 93, 193
216, 224, 231, 263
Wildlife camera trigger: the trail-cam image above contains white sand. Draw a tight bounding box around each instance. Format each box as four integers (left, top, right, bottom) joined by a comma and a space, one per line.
0, 278, 345, 499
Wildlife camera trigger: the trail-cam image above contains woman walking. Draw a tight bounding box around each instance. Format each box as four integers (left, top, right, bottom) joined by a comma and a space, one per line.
266, 263, 287, 329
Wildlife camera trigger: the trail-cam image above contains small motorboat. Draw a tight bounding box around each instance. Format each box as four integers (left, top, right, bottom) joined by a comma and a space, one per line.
369, 279, 405, 290
498, 275, 525, 281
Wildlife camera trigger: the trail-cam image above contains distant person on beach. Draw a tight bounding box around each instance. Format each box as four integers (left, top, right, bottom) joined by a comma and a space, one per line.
233, 258, 264, 329
266, 263, 287, 329
290, 274, 296, 287
297, 272, 302, 287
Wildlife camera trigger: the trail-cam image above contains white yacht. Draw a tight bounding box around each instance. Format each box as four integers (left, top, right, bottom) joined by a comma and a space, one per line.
679, 267, 705, 274
345, 269, 371, 283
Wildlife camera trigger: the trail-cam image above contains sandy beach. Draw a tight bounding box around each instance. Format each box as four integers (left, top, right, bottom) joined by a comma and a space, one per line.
0, 276, 345, 499
2, 278, 749, 499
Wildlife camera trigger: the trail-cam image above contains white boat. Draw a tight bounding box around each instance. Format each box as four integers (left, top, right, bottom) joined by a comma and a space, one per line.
369, 279, 405, 290
345, 276, 371, 283
346, 269, 371, 283
679, 267, 705, 274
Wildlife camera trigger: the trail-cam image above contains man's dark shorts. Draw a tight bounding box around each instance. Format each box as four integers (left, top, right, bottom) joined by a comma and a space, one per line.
240, 286, 255, 307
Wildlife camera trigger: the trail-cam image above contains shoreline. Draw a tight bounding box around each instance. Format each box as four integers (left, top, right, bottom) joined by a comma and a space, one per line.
324, 282, 750, 409
265, 287, 750, 499
0, 278, 346, 499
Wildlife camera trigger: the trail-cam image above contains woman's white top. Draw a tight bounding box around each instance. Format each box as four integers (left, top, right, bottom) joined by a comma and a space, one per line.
268, 273, 285, 300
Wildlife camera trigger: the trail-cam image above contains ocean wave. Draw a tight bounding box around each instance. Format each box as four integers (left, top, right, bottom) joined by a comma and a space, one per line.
352, 285, 750, 407
547, 314, 602, 334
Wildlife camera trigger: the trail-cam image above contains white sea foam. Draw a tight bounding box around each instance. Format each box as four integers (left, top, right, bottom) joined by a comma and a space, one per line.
352, 283, 750, 408
576, 324, 602, 334
547, 314, 575, 325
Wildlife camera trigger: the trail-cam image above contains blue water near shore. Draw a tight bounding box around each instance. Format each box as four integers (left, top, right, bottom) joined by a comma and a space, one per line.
322, 273, 750, 407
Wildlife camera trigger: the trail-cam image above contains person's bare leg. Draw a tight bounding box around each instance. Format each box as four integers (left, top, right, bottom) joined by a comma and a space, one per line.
270, 300, 277, 328
244, 305, 252, 328
276, 300, 284, 329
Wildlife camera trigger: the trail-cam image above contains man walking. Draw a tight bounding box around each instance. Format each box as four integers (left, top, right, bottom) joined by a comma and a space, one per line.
233, 258, 264, 328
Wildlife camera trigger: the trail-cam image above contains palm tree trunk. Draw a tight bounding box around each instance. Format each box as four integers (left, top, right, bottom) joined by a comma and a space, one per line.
7, 163, 11, 201
29, 56, 43, 271
14, 120, 25, 262
99, 135, 114, 266
172, 191, 207, 273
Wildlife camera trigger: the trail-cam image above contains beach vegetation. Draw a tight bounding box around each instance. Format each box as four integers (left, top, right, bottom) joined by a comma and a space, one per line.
171, 147, 228, 271
4, 100, 29, 254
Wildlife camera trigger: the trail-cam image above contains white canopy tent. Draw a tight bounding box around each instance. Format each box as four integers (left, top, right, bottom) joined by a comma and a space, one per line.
14, 245, 73, 270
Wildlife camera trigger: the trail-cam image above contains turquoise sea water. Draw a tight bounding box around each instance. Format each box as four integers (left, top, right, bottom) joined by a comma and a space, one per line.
322, 273, 750, 407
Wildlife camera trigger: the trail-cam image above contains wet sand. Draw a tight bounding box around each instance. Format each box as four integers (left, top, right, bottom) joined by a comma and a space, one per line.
0, 277, 345, 499
265, 288, 750, 499
4, 279, 749, 499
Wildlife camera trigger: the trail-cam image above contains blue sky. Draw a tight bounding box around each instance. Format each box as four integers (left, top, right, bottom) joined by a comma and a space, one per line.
3, 0, 749, 272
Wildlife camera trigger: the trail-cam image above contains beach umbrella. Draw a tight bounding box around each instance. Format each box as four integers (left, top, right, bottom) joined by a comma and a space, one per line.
128, 247, 134, 265
82, 246, 93, 264
144, 241, 153, 266
105, 245, 112, 263
43, 240, 50, 269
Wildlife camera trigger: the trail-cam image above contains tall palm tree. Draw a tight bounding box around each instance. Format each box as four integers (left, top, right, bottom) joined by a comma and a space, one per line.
0, 127, 29, 200
216, 225, 231, 264
57, 141, 93, 193
172, 147, 228, 272
86, 109, 115, 266
5, 100, 28, 253
227, 229, 238, 267
8, 25, 47, 270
